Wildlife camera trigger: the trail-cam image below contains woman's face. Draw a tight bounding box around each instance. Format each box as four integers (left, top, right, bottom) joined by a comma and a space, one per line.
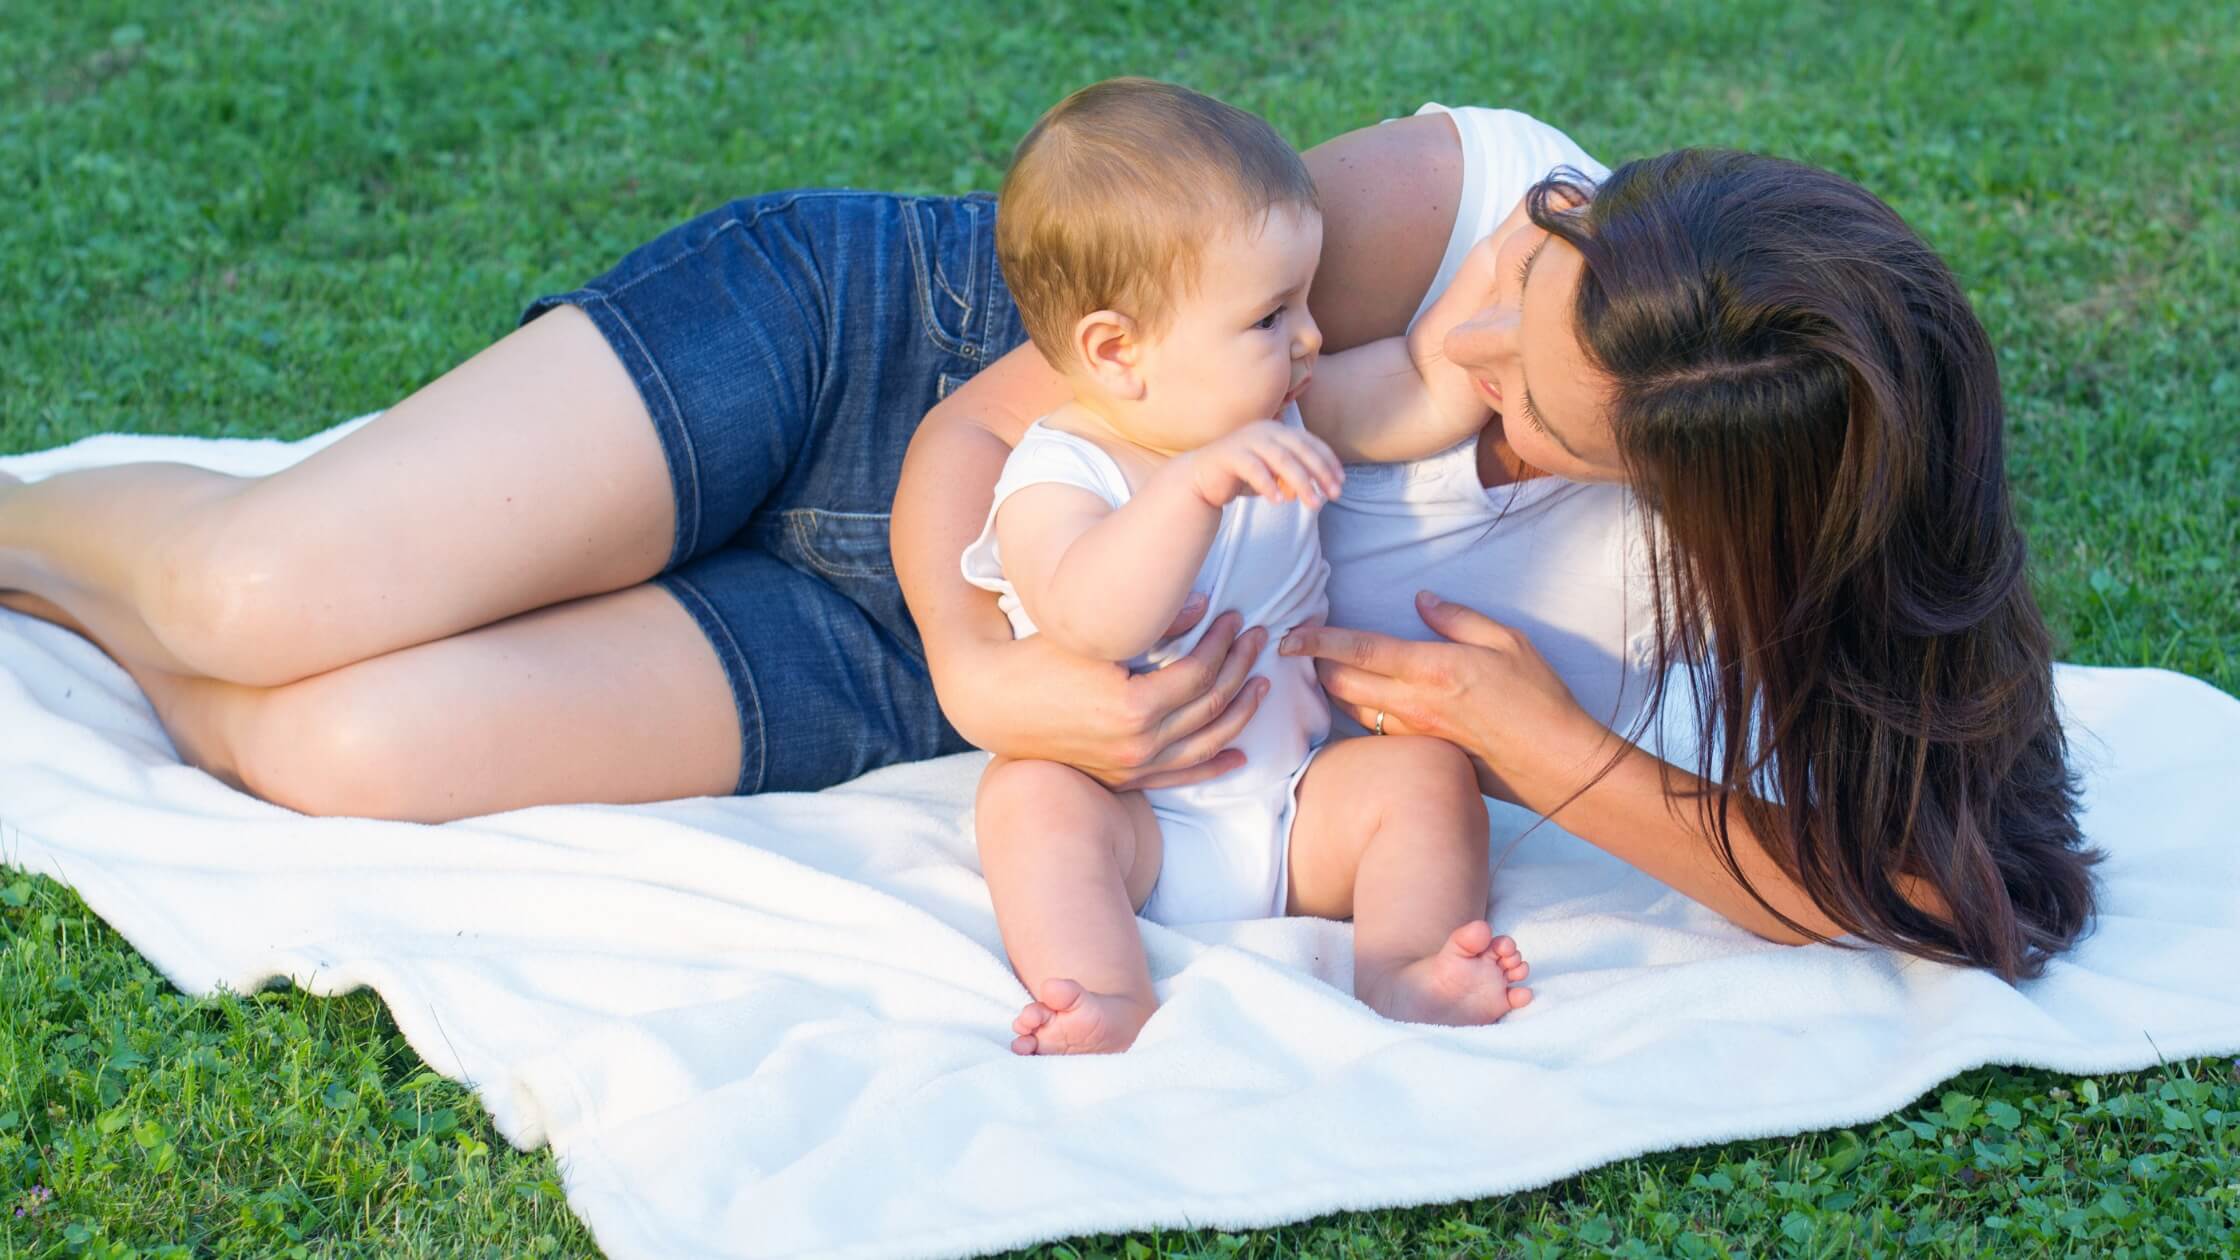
1442, 199, 1628, 484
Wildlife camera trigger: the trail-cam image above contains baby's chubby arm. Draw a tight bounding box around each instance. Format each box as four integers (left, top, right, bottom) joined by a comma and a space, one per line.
1297, 231, 1507, 464
998, 422, 1344, 662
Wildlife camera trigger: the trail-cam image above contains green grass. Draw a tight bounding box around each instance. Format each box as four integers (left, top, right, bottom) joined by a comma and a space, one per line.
2, 0, 2235, 1255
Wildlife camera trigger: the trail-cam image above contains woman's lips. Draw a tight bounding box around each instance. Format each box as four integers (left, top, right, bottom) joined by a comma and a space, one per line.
1472, 376, 1503, 406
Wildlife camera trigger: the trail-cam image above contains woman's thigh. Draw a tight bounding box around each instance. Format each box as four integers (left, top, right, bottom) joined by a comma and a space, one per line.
195, 302, 676, 680
188, 540, 968, 818
222, 581, 740, 821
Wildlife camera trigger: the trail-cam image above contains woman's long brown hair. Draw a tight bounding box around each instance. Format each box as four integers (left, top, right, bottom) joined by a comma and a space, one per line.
1530, 150, 2098, 980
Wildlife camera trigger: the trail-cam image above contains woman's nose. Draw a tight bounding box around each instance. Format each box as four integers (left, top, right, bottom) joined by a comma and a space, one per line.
1443, 303, 1514, 370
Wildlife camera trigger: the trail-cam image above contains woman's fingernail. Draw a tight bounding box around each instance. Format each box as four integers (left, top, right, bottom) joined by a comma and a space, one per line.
1416, 590, 1443, 608
1278, 634, 1299, 653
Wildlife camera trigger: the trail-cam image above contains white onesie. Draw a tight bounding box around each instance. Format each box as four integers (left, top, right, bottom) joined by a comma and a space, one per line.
961, 404, 1331, 924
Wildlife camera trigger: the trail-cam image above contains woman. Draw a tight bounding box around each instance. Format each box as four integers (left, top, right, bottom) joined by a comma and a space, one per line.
898, 104, 2097, 982
0, 104, 2095, 980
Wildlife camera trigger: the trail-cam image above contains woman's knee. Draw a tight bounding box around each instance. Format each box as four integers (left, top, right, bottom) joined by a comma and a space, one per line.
228, 676, 431, 821
138, 498, 343, 688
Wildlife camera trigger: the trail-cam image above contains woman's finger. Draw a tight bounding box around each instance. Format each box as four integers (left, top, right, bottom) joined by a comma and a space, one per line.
1311, 659, 1414, 722
1160, 590, 1211, 640
1125, 611, 1244, 716
1415, 590, 1518, 650
1124, 747, 1247, 794
1148, 625, 1267, 745
1123, 673, 1266, 787
1277, 623, 1427, 679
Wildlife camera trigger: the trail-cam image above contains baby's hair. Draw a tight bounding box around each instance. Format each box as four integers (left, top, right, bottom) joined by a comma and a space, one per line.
996, 77, 1319, 368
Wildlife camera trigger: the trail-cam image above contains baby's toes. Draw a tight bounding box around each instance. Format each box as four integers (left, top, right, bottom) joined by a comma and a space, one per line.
1012, 1003, 1053, 1036
1507, 986, 1534, 1011
1502, 957, 1530, 983
1010, 1032, 1040, 1056
1448, 920, 1495, 957
1034, 977, 1086, 1014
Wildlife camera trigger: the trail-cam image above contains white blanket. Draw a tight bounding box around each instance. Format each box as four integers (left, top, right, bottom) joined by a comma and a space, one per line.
5, 421, 2239, 1260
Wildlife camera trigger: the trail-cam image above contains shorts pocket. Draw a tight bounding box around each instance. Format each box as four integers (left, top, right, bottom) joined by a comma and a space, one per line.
779, 508, 895, 579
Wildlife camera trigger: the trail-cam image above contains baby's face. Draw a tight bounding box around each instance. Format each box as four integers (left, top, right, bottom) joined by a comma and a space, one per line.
1127, 205, 1323, 451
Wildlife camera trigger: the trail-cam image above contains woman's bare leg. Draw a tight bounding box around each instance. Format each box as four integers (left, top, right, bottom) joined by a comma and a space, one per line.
2, 580, 742, 821
0, 304, 677, 688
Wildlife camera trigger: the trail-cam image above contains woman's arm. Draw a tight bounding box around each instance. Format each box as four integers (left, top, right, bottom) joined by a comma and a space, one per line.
1300, 231, 1512, 462
1279, 592, 1852, 943
1301, 112, 1466, 351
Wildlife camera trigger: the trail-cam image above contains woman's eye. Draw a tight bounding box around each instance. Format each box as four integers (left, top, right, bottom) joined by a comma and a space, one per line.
1255, 306, 1283, 330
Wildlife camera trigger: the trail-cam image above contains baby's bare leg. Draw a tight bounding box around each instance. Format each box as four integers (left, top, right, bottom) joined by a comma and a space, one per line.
1288, 736, 1531, 1025
975, 757, 1164, 1055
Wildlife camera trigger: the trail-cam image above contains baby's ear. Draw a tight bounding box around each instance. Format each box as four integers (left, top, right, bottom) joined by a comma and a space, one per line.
1072, 309, 1146, 401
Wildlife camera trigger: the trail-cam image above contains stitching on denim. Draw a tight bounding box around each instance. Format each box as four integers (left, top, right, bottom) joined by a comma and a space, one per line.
903, 199, 970, 357
957, 197, 987, 352
659, 573, 765, 795
967, 198, 1017, 364
931, 201, 973, 316
589, 291, 702, 564
783, 508, 895, 579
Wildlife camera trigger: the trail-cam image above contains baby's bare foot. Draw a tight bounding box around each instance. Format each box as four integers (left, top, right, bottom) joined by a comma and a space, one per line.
1361, 921, 1532, 1026
1010, 978, 1155, 1056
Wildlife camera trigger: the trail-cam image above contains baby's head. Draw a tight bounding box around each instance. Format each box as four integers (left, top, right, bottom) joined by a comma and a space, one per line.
997, 78, 1324, 453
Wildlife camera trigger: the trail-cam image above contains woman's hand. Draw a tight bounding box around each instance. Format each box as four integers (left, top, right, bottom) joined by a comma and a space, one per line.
1278, 590, 1609, 804
964, 601, 1272, 792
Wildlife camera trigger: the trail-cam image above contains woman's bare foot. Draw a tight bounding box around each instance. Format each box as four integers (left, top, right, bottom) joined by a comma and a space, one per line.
1359, 921, 1532, 1026
1009, 978, 1155, 1055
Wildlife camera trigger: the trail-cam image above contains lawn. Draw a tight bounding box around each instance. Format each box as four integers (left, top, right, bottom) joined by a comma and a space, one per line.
3, 1, 2236, 1256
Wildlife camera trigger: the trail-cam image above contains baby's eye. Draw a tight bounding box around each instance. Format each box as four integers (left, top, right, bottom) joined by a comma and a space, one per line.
1254, 306, 1284, 331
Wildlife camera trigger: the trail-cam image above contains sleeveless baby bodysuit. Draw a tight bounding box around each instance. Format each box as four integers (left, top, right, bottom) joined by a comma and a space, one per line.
961, 404, 1331, 923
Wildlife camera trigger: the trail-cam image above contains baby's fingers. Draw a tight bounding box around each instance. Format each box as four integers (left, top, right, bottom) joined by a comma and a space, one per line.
1266, 435, 1341, 504
1292, 432, 1346, 498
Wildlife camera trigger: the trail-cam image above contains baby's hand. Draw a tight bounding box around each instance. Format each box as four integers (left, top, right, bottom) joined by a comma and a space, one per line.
1185, 420, 1344, 510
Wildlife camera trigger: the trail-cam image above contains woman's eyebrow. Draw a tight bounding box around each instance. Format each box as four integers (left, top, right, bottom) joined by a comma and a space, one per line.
1517, 240, 1585, 460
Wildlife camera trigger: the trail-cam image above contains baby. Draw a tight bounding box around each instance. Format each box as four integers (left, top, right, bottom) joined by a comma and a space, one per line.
964, 79, 1530, 1055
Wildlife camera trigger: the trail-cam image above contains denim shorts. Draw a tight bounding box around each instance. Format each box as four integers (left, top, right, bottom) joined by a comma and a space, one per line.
521, 190, 1029, 795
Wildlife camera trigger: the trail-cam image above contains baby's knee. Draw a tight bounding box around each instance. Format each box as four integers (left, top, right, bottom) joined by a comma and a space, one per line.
1371, 737, 1488, 840
975, 758, 1114, 850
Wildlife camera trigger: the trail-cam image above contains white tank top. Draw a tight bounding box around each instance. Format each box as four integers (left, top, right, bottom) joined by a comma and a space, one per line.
1319, 105, 1668, 741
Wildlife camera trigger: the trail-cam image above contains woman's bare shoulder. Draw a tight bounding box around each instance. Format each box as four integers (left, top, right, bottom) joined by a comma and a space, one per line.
1302, 111, 1464, 352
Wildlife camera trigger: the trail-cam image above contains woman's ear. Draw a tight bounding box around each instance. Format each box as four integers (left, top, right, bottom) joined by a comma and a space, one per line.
1072, 309, 1146, 401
